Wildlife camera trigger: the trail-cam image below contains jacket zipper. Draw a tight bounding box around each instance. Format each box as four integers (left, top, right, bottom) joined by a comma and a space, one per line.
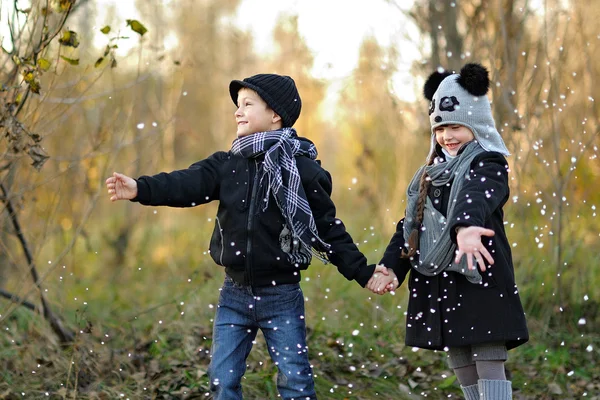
215, 216, 224, 265
246, 160, 260, 286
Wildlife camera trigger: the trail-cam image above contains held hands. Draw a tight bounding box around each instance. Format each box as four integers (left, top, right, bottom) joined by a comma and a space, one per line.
454, 226, 495, 272
105, 172, 137, 202
366, 265, 399, 295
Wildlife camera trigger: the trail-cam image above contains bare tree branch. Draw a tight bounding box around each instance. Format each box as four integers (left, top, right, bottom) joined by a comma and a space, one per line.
0, 182, 74, 343
0, 288, 37, 311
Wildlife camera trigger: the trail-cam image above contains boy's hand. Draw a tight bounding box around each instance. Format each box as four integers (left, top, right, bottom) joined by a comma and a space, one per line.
106, 172, 138, 202
366, 265, 398, 295
454, 226, 495, 272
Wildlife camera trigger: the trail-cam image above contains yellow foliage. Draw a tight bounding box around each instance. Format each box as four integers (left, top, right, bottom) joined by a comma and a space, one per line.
152, 244, 171, 265
60, 217, 72, 230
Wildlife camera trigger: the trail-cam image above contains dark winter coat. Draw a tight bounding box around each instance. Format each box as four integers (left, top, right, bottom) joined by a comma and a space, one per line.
132, 141, 375, 288
379, 147, 529, 351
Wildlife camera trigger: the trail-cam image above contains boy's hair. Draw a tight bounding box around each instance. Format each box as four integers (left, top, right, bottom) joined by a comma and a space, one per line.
229, 74, 302, 128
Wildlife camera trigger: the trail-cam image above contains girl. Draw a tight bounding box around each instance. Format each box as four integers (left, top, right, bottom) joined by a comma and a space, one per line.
368, 63, 528, 399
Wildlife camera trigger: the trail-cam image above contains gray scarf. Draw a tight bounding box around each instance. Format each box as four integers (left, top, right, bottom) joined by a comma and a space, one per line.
403, 141, 486, 284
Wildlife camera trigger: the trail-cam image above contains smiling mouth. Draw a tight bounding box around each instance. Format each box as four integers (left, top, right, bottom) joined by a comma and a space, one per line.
237, 121, 247, 126
446, 143, 460, 149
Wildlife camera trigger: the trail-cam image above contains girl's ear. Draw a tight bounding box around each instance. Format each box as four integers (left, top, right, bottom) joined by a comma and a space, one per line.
423, 69, 453, 100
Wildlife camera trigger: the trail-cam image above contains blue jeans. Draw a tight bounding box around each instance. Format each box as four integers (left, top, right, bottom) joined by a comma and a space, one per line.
208, 276, 317, 400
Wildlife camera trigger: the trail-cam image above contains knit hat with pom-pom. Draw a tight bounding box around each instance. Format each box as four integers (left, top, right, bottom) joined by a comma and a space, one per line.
423, 63, 509, 156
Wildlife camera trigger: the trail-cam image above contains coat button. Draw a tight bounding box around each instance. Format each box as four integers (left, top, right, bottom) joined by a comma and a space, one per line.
433, 188, 442, 197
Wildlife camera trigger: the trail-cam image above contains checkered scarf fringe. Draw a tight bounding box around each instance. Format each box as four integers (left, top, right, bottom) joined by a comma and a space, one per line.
231, 128, 331, 264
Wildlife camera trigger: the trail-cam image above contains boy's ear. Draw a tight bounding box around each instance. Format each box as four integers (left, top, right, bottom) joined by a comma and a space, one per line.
271, 111, 282, 124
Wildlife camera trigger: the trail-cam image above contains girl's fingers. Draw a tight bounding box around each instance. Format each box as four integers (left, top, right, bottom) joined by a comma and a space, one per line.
475, 252, 487, 272
480, 246, 495, 265
467, 253, 474, 270
454, 249, 463, 264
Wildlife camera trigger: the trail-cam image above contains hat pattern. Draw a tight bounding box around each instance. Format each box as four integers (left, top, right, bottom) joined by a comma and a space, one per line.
423, 63, 510, 156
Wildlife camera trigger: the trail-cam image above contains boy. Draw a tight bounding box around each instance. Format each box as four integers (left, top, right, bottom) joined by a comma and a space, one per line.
106, 73, 380, 399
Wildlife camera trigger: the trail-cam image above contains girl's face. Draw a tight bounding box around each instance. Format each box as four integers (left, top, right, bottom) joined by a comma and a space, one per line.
434, 124, 475, 156
234, 88, 282, 137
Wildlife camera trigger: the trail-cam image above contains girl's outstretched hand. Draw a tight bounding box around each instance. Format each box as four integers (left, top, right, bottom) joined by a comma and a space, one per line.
367, 265, 399, 295
454, 226, 495, 272
105, 172, 137, 201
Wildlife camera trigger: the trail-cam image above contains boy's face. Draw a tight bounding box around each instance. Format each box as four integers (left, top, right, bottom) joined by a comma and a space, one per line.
234, 88, 282, 137
434, 124, 474, 156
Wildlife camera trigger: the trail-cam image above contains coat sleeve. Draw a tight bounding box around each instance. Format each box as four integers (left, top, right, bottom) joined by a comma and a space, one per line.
305, 168, 375, 287
378, 218, 412, 285
132, 151, 226, 207
448, 152, 510, 243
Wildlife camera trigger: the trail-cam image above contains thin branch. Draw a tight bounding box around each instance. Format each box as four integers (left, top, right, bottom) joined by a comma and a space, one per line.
0, 288, 37, 311
0, 182, 74, 343
34, 2, 74, 55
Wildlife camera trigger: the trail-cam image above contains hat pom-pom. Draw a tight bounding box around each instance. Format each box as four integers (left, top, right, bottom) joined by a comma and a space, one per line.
457, 63, 489, 96
423, 69, 452, 100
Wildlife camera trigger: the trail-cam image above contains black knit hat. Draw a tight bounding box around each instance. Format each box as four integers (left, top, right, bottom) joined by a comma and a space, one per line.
229, 74, 302, 127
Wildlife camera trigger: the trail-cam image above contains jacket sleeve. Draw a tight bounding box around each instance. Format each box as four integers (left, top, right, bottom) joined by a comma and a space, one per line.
305, 168, 375, 287
448, 152, 510, 243
132, 151, 225, 207
378, 218, 412, 285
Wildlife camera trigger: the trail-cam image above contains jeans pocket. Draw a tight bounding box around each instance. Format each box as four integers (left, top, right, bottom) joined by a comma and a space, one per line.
271, 283, 302, 297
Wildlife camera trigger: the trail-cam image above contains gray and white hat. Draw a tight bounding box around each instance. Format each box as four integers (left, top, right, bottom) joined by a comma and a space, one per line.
424, 63, 510, 157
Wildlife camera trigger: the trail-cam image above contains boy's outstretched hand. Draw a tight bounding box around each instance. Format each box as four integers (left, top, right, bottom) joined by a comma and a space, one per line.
454, 226, 495, 272
366, 265, 399, 295
106, 172, 137, 202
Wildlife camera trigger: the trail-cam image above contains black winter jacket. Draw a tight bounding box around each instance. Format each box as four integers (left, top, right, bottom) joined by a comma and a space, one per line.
133, 146, 375, 288
379, 147, 529, 351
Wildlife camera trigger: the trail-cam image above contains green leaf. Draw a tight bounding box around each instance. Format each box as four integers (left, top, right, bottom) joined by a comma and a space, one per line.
438, 374, 457, 389
58, 30, 80, 48
60, 56, 79, 65
95, 57, 104, 68
28, 79, 41, 94
126, 19, 147, 36
52, 0, 75, 13
100, 26, 111, 34
22, 69, 35, 83
37, 58, 51, 71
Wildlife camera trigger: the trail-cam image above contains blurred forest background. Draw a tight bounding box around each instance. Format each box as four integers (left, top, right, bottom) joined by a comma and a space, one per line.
1, 0, 599, 398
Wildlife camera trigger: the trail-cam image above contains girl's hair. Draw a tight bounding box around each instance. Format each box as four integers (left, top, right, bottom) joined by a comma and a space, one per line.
401, 151, 438, 259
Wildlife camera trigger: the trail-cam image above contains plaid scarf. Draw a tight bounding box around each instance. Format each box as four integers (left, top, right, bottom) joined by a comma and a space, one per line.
231, 128, 330, 264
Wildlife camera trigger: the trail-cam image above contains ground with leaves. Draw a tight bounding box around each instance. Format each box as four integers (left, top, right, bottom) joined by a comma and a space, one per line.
1, 263, 599, 400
